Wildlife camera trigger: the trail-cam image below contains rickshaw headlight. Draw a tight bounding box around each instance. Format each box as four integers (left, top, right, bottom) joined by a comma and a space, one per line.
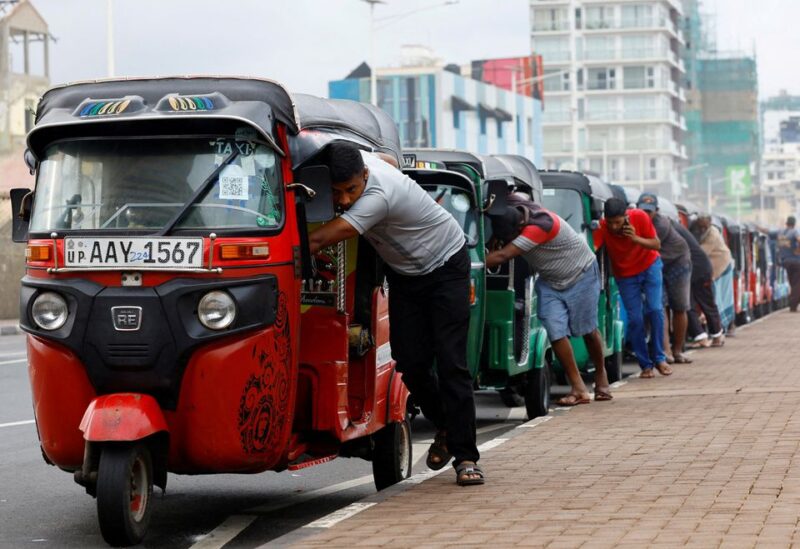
31, 292, 68, 331
198, 291, 236, 330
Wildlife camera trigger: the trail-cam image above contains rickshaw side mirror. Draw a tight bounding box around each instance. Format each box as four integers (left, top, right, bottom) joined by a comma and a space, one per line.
295, 165, 335, 223
590, 197, 604, 220
10, 187, 33, 243
484, 179, 508, 215
23, 149, 37, 175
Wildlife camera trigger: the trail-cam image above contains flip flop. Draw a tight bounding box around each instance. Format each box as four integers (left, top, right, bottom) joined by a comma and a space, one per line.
426, 432, 452, 471
455, 461, 485, 486
640, 368, 656, 378
594, 388, 613, 401
672, 354, 693, 364
556, 394, 591, 406
655, 363, 674, 375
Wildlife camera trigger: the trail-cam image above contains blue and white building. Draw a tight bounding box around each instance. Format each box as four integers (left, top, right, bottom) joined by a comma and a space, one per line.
328, 48, 543, 164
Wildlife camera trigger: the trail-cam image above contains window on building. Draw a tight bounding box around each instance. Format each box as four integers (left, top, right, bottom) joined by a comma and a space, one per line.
587, 67, 616, 90
516, 115, 522, 142
527, 116, 534, 145
453, 109, 460, 129
480, 113, 487, 135
585, 6, 614, 29
575, 7, 582, 29
533, 36, 571, 63
609, 158, 620, 180
623, 66, 646, 89
534, 8, 568, 31
646, 67, 656, 87
648, 158, 658, 180
497, 120, 504, 139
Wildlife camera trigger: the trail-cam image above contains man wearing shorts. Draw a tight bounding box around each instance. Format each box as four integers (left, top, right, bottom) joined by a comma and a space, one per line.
637, 193, 693, 364
486, 195, 612, 405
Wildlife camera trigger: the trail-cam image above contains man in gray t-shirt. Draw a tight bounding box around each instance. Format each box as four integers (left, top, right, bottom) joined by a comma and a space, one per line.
308, 141, 483, 486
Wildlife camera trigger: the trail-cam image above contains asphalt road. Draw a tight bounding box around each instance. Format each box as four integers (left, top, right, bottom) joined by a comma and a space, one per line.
0, 333, 546, 549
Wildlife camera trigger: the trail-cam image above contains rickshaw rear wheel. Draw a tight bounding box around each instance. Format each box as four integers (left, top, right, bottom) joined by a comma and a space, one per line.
606, 350, 624, 384
525, 361, 551, 420
372, 420, 412, 490
96, 443, 154, 547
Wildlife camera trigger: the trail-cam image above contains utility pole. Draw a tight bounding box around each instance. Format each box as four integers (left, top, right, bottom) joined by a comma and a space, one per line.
107, 0, 115, 77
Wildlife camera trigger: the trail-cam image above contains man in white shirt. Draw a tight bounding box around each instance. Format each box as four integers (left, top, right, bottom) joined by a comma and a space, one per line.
308, 141, 483, 486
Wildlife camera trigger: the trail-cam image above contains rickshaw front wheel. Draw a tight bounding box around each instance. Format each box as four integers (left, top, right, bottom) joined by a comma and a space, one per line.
372, 420, 412, 490
525, 361, 551, 420
96, 443, 154, 547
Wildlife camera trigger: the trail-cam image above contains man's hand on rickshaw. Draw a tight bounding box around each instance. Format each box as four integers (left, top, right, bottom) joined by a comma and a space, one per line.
309, 217, 359, 254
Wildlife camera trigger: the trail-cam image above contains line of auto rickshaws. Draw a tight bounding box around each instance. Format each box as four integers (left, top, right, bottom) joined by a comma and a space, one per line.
401, 149, 792, 419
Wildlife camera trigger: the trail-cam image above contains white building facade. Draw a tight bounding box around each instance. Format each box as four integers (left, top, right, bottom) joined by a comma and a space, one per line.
531, 0, 688, 198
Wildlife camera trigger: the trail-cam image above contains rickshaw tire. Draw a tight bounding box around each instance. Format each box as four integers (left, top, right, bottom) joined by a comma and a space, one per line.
524, 363, 551, 420
96, 443, 154, 547
606, 350, 624, 384
372, 420, 412, 491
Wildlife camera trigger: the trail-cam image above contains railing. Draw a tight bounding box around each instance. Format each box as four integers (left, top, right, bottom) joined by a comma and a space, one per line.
585, 109, 675, 122
543, 141, 575, 154
542, 111, 572, 123
538, 50, 571, 62
532, 21, 570, 32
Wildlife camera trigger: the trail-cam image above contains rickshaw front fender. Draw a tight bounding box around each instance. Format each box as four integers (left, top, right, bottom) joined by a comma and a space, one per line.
532, 328, 550, 370
79, 393, 169, 442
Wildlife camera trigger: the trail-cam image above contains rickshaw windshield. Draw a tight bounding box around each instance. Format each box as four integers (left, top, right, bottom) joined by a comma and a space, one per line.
425, 185, 479, 247
541, 188, 583, 232
29, 135, 283, 233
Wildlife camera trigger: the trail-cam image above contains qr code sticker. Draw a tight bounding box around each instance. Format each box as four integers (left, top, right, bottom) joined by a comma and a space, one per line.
219, 166, 249, 200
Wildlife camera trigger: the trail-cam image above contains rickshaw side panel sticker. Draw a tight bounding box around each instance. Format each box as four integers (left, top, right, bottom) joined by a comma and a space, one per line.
238, 291, 292, 455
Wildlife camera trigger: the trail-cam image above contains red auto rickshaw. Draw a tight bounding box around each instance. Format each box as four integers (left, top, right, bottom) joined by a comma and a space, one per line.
10, 77, 411, 546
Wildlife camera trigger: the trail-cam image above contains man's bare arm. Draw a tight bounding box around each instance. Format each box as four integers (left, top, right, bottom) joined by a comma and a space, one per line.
486, 242, 525, 268
308, 217, 360, 254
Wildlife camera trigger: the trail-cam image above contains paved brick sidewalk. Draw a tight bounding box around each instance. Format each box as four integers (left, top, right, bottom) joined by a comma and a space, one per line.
285, 311, 800, 548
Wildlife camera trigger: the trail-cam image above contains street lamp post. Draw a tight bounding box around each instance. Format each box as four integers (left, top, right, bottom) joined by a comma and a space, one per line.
361, 0, 458, 107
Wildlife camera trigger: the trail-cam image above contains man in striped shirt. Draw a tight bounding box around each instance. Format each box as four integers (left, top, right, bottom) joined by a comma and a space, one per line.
487, 196, 612, 405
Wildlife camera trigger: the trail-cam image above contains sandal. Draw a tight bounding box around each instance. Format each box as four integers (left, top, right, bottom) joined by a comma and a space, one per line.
426, 431, 452, 471
455, 461, 485, 486
640, 368, 656, 378
556, 394, 591, 406
594, 387, 613, 401
672, 354, 692, 364
655, 362, 674, 376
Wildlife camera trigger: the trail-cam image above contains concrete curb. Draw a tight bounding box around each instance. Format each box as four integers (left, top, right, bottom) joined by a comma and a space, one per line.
0, 323, 22, 336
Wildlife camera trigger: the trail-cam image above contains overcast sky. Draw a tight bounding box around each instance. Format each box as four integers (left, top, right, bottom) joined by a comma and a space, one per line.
26, 0, 800, 99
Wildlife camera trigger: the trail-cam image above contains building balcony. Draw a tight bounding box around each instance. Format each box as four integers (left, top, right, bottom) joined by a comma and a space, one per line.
543, 141, 575, 155
542, 111, 572, 124
584, 109, 685, 125
536, 51, 572, 64
531, 21, 570, 32
581, 48, 674, 64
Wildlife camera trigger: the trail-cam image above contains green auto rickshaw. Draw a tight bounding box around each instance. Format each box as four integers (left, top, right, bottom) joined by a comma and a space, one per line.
539, 171, 626, 383
402, 149, 552, 418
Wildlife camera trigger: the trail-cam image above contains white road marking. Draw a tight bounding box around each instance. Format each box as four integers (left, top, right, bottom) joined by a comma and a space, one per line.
0, 420, 35, 429
304, 502, 376, 528
477, 437, 508, 452
0, 358, 27, 366
517, 415, 554, 428
188, 515, 257, 549
245, 475, 375, 514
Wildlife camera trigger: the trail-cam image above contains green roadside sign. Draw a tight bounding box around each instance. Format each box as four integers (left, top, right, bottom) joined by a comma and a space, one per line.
726, 165, 751, 197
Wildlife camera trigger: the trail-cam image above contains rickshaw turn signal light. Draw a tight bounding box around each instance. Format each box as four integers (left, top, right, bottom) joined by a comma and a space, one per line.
25, 245, 51, 262
219, 244, 270, 260
470, 278, 476, 305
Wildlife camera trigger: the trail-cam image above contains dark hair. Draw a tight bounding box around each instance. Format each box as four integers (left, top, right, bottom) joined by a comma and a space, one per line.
788, 215, 796, 227
490, 207, 523, 243
325, 141, 365, 183
604, 197, 627, 218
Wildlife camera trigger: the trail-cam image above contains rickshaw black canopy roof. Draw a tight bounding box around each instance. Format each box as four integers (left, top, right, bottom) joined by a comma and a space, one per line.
482, 154, 543, 203
28, 76, 402, 163
292, 93, 402, 162
539, 170, 614, 202
405, 148, 486, 178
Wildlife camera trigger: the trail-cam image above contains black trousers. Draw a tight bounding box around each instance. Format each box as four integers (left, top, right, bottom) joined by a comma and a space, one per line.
787, 263, 800, 311
687, 275, 722, 338
386, 245, 479, 466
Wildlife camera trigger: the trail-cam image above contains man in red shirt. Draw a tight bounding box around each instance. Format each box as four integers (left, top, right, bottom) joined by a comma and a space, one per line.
594, 198, 673, 378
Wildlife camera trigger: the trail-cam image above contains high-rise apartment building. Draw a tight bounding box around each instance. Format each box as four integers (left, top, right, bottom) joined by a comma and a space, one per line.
530, 0, 688, 198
